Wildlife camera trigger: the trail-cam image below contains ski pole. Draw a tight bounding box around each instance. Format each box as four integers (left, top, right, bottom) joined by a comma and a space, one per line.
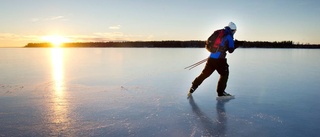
189, 60, 206, 70
184, 58, 207, 69
184, 58, 208, 70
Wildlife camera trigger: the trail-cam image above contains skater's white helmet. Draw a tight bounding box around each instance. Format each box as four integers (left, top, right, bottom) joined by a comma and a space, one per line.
228, 22, 237, 30
228, 22, 237, 34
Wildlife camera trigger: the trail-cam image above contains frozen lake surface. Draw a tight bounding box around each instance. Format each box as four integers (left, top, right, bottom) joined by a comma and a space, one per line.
0, 48, 320, 137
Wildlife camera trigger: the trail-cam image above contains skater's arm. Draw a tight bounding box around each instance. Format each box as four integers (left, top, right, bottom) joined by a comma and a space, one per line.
226, 35, 235, 53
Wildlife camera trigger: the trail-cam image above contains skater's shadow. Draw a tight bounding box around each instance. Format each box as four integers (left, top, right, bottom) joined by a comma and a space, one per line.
189, 96, 233, 136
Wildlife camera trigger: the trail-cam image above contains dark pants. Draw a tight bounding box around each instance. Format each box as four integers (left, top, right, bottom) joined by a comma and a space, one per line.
191, 58, 229, 95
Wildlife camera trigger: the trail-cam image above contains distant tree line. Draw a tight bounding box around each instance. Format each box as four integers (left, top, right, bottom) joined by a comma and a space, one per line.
240, 41, 320, 48
25, 41, 205, 48
25, 40, 320, 48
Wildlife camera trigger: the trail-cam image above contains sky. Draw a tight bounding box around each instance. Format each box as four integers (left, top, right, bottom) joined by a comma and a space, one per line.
1, 0, 320, 47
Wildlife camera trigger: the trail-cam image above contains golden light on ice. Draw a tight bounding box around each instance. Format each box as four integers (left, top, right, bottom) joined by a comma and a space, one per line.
50, 48, 71, 132
42, 35, 70, 47
51, 48, 64, 95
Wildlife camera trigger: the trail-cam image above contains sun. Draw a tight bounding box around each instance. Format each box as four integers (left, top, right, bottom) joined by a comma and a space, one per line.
42, 35, 70, 47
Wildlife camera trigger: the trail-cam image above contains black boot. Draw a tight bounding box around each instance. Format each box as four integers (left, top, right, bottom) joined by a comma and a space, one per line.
187, 86, 196, 98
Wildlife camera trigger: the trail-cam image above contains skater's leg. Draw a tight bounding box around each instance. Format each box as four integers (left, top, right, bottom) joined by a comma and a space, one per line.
216, 59, 229, 95
190, 59, 215, 93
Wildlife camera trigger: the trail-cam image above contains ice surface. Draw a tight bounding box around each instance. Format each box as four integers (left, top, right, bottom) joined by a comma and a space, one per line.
0, 48, 320, 137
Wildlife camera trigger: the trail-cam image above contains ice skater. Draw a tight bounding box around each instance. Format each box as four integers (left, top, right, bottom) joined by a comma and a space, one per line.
188, 22, 239, 98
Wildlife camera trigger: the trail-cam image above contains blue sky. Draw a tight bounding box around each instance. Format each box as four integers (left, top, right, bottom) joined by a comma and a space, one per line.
1, 0, 320, 47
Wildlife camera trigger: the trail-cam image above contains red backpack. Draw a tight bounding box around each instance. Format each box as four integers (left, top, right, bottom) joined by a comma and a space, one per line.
205, 29, 225, 53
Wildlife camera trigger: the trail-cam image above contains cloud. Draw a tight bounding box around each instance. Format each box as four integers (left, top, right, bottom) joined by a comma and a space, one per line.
31, 18, 40, 22
67, 32, 126, 42
0, 33, 36, 41
0, 33, 16, 40
31, 16, 67, 22
109, 25, 121, 30
47, 16, 65, 21
66, 32, 153, 42
0, 33, 42, 47
0, 31, 155, 47
147, 35, 154, 40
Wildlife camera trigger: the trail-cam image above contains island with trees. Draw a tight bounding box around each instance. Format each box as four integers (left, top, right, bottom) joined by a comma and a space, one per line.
25, 40, 320, 48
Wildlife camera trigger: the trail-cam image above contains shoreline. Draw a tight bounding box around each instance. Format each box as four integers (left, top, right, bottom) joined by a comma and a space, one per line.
24, 40, 320, 48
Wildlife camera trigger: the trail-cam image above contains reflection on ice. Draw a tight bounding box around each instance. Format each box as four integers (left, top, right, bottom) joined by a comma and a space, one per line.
49, 48, 72, 135
189, 96, 233, 136
51, 48, 64, 94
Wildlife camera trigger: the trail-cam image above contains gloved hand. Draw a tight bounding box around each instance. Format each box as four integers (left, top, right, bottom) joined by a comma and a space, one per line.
234, 39, 245, 48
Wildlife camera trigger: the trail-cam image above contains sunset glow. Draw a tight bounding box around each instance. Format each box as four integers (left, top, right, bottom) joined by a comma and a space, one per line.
42, 35, 70, 47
